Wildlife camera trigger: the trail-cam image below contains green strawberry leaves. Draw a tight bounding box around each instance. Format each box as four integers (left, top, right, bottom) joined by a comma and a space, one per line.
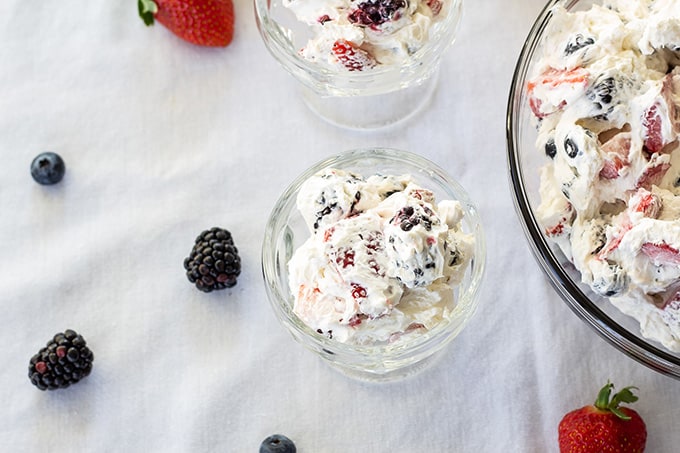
594, 381, 639, 421
138, 0, 159, 26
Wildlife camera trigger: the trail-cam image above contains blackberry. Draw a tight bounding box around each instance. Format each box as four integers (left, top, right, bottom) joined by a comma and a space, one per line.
259, 434, 297, 453
30, 152, 66, 185
348, 0, 406, 28
391, 205, 434, 231
183, 227, 241, 292
28, 329, 94, 390
545, 137, 557, 159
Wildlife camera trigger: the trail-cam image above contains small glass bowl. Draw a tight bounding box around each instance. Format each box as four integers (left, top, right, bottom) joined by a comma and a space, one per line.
262, 148, 486, 382
507, 0, 680, 378
254, 0, 463, 129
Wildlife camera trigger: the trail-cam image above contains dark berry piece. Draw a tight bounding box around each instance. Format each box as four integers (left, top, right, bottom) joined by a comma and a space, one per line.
184, 227, 241, 293
28, 330, 93, 390
564, 33, 595, 55
390, 205, 434, 231
587, 76, 617, 120
259, 434, 296, 453
30, 152, 65, 185
348, 0, 406, 28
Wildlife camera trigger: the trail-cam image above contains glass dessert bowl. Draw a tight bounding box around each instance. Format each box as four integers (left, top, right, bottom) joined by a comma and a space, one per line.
507, 0, 680, 378
254, 0, 463, 129
262, 148, 485, 382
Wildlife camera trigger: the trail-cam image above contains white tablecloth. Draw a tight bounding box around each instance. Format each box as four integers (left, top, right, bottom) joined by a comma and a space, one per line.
2, 1, 679, 451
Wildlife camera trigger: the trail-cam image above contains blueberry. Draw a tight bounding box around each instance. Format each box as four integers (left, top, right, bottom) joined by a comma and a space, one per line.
545, 138, 557, 159
30, 152, 65, 185
564, 137, 579, 158
259, 434, 296, 453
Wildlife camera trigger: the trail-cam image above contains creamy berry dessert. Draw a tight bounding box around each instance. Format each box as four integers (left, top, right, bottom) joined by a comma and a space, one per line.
528, 0, 680, 351
282, 0, 449, 71
288, 169, 474, 345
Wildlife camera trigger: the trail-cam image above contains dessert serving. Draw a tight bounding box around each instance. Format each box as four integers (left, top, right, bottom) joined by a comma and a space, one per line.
526, 0, 680, 352
262, 148, 485, 381
254, 0, 463, 129
288, 169, 474, 345
282, 0, 449, 71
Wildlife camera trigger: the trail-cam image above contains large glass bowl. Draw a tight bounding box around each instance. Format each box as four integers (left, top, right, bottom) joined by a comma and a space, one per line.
254, 0, 463, 129
507, 0, 680, 378
262, 148, 486, 382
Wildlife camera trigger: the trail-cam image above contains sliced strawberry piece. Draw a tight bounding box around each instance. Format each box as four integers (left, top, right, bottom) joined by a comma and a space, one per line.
526, 67, 589, 118
331, 39, 376, 72
643, 103, 664, 153
629, 188, 661, 218
599, 133, 631, 180
635, 160, 670, 189
597, 218, 632, 261
641, 242, 680, 266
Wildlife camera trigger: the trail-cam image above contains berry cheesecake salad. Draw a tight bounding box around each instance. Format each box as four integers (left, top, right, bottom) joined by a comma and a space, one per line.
282, 0, 448, 71
528, 0, 680, 351
288, 169, 474, 345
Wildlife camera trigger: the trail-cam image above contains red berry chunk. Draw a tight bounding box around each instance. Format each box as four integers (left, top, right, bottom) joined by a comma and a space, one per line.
348, 0, 406, 28
348, 314, 365, 327
335, 248, 355, 268
643, 103, 664, 153
630, 189, 660, 218
351, 283, 367, 300
331, 39, 376, 71
426, 0, 442, 15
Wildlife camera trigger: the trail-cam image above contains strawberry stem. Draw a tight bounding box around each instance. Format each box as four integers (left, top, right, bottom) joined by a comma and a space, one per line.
138, 0, 159, 26
594, 381, 639, 421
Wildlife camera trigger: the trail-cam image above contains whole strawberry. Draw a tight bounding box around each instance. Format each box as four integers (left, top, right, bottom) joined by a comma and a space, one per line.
138, 0, 234, 47
558, 382, 647, 453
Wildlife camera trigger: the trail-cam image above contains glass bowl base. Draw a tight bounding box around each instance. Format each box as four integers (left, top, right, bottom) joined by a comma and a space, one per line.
324, 349, 445, 383
300, 70, 439, 130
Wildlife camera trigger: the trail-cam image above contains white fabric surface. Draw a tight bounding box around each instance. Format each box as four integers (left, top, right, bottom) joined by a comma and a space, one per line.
2, 1, 680, 452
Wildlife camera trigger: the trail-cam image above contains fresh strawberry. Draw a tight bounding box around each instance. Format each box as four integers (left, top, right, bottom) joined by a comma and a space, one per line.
558, 382, 647, 453
138, 0, 234, 47
331, 39, 376, 71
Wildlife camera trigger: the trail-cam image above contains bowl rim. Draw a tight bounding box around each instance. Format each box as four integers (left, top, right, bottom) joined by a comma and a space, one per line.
505, 0, 680, 378
261, 147, 486, 365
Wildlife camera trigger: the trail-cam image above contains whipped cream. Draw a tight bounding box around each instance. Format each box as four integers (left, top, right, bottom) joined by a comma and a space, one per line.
528, 0, 680, 351
288, 169, 474, 345
282, 0, 447, 70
